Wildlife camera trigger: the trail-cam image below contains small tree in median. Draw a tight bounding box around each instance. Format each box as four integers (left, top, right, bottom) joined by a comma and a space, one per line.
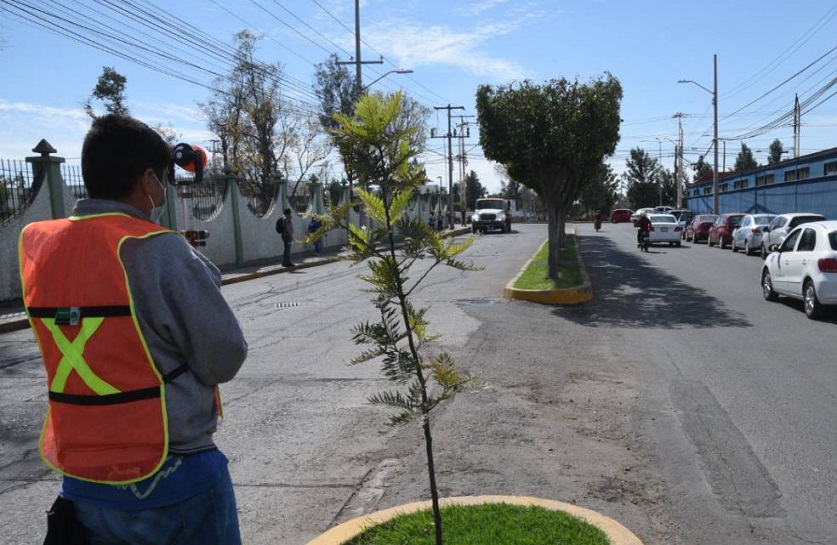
312, 91, 479, 545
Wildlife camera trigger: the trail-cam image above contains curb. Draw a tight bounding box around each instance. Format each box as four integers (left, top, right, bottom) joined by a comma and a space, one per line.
504, 230, 592, 305
304, 495, 644, 545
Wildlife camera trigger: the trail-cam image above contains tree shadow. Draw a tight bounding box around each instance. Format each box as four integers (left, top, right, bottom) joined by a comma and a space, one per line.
552, 236, 750, 329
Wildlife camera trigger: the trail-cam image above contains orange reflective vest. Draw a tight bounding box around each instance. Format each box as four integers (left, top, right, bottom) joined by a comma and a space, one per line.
18, 213, 181, 485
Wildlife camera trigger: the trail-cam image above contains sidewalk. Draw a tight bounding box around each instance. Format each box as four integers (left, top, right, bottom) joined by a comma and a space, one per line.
0, 227, 473, 334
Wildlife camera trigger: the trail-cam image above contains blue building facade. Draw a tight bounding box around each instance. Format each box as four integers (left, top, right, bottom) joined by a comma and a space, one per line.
686, 147, 837, 218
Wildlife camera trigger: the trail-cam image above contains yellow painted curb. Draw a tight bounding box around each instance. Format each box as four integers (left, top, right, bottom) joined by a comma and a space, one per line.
304, 495, 644, 545
505, 230, 592, 305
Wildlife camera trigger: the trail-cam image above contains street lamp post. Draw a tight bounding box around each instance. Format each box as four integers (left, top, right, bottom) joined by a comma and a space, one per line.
678, 54, 719, 214
362, 69, 414, 92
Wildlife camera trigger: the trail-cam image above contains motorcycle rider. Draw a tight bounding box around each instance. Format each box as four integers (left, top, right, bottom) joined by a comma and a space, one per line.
635, 211, 652, 247
594, 210, 602, 230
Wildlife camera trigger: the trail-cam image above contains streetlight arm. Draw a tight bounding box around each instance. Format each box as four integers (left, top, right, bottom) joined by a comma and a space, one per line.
678, 79, 713, 97
362, 69, 414, 91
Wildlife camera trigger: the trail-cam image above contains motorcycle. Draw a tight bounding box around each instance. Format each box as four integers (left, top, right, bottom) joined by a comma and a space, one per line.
594, 218, 602, 232
639, 229, 650, 252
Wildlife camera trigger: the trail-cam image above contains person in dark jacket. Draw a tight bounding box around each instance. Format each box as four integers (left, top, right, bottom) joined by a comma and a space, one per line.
635, 212, 652, 246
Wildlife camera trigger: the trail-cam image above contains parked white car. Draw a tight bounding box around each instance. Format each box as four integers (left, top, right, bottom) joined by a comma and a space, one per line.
731, 214, 775, 255
647, 214, 682, 246
761, 220, 837, 319
760, 212, 826, 258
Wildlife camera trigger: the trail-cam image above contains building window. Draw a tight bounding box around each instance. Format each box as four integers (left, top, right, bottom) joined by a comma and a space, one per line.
703, 186, 712, 195
785, 170, 797, 181
825, 161, 837, 176
734, 179, 749, 189
756, 174, 774, 186
797, 167, 809, 180
719, 183, 729, 192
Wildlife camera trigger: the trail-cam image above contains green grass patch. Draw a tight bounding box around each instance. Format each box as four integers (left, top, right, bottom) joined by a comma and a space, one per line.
344, 503, 610, 545
513, 235, 583, 290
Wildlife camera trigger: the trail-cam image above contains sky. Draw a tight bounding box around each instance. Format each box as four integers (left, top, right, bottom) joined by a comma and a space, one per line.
1, 0, 836, 195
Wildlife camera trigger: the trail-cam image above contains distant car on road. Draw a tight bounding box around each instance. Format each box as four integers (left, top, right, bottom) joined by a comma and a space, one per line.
760, 212, 827, 258
631, 208, 655, 225
610, 209, 633, 223
731, 214, 775, 255
708, 213, 745, 249
685, 214, 718, 243
761, 220, 837, 319
647, 214, 682, 246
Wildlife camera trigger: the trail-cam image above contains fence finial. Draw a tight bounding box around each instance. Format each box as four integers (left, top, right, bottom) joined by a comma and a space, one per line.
32, 139, 57, 155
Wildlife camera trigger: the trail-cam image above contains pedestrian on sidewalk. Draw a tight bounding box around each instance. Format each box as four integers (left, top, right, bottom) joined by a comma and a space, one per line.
308, 216, 323, 255
18, 114, 248, 545
281, 208, 295, 266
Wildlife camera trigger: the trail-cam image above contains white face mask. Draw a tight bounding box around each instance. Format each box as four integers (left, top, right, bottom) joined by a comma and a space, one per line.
148, 173, 167, 223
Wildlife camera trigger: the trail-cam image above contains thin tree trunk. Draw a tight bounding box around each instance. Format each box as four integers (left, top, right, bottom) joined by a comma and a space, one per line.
547, 203, 559, 280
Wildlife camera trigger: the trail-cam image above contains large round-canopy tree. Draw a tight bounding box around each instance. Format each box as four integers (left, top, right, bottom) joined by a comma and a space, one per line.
476, 75, 622, 279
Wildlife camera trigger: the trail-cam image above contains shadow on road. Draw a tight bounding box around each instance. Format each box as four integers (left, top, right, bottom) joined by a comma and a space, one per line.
552, 235, 749, 330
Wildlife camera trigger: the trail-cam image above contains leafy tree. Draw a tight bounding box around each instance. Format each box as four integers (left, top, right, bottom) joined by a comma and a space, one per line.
463, 170, 487, 210
691, 154, 713, 182
734, 142, 758, 172
313, 53, 359, 132
625, 148, 659, 209
199, 30, 283, 212
768, 138, 785, 164
314, 91, 479, 545
579, 161, 618, 214
83, 66, 129, 118
476, 75, 622, 279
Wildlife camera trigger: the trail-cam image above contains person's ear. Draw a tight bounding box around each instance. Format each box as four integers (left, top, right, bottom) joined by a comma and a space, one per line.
138, 168, 157, 195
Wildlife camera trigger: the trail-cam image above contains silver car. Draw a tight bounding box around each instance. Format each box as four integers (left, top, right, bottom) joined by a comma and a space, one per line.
760, 212, 826, 258
731, 214, 775, 255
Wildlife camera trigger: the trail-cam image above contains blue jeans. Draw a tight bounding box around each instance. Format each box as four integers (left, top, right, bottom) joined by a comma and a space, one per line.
282, 238, 293, 265
73, 469, 241, 545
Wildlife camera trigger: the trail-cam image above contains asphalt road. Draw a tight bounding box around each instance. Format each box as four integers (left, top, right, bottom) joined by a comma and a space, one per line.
1, 222, 835, 545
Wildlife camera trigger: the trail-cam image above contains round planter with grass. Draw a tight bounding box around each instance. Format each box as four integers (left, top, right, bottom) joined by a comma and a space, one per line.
305, 495, 644, 545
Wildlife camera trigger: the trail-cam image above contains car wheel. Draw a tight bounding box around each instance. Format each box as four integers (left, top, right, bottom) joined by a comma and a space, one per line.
719, 237, 727, 249
708, 237, 714, 247
675, 241, 681, 247
762, 270, 779, 302
804, 280, 825, 319
760, 244, 767, 259
744, 242, 751, 256
732, 242, 738, 253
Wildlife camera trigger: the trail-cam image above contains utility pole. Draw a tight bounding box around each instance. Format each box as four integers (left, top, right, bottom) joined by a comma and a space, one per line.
455, 115, 474, 224
673, 112, 686, 208
336, 0, 383, 95
712, 53, 719, 215
793, 94, 801, 158
434, 104, 465, 228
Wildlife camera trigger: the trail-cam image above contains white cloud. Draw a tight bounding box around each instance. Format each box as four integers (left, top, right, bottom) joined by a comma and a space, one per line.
454, 0, 511, 17
367, 20, 529, 82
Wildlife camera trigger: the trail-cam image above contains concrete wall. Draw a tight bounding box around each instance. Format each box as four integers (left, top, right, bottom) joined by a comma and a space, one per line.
1, 149, 433, 302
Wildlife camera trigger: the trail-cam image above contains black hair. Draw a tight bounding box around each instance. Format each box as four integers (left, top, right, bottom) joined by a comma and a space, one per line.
81, 114, 171, 200
284, 208, 292, 215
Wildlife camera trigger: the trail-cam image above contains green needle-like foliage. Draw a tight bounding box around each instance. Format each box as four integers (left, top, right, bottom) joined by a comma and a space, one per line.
318, 91, 482, 545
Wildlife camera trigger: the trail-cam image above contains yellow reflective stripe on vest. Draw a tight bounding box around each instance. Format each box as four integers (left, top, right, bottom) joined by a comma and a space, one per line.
41, 317, 120, 395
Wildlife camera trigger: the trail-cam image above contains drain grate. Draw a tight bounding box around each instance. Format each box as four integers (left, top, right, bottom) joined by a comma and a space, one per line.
459, 299, 494, 306
274, 302, 301, 308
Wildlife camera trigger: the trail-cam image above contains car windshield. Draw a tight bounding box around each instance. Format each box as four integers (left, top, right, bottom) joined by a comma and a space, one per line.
650, 214, 676, 223
475, 199, 505, 209
754, 216, 774, 225
789, 215, 825, 228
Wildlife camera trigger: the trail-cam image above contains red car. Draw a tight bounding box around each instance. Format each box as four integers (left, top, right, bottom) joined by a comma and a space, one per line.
708, 213, 745, 249
685, 214, 718, 243
609, 209, 632, 223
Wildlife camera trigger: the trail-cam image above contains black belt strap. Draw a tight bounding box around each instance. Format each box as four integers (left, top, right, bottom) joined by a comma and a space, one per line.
48, 364, 190, 405
28, 306, 132, 318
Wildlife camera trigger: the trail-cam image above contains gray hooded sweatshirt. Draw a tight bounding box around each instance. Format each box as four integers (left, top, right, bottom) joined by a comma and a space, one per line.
71, 199, 248, 455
